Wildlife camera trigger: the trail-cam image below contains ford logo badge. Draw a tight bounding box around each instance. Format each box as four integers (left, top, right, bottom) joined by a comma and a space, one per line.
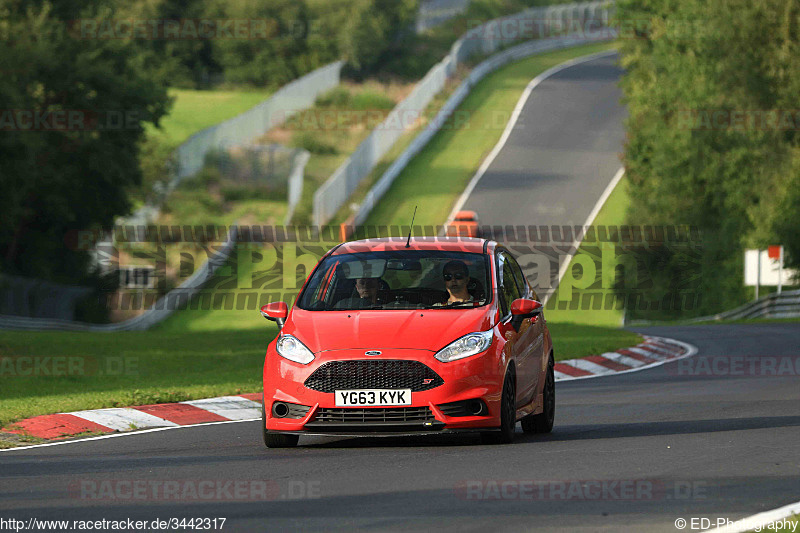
365, 350, 382, 356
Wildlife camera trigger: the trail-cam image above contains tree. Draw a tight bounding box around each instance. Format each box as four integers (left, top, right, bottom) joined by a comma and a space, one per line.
0, 0, 171, 285
616, 0, 800, 318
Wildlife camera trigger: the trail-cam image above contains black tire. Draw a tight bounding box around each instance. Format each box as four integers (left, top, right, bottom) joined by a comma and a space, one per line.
262, 402, 299, 448
521, 353, 555, 434
481, 370, 516, 445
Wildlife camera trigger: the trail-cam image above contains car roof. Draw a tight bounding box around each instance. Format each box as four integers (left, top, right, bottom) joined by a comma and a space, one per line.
454, 210, 478, 220
333, 237, 495, 255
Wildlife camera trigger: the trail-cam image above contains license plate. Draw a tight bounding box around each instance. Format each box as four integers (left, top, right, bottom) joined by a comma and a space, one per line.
335, 389, 412, 407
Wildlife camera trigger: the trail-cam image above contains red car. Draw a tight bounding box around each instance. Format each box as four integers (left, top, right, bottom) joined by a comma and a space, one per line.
260, 237, 554, 447
446, 210, 481, 238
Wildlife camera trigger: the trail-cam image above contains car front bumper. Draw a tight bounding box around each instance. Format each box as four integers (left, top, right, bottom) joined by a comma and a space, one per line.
262, 347, 505, 434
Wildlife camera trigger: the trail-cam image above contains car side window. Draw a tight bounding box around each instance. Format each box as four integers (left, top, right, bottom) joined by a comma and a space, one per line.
497, 251, 521, 317
505, 252, 528, 298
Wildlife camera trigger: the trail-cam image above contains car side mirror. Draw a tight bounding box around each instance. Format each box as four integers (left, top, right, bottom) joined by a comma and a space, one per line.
260, 302, 288, 329
510, 298, 542, 318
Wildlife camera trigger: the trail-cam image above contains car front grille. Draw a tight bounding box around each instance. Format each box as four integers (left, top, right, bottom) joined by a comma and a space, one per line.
313, 406, 435, 424
304, 360, 444, 393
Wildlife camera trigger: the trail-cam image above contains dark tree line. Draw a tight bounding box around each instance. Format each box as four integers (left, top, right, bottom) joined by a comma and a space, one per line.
617, 0, 800, 319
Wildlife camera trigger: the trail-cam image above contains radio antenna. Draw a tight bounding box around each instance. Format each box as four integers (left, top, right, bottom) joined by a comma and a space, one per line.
405, 206, 417, 248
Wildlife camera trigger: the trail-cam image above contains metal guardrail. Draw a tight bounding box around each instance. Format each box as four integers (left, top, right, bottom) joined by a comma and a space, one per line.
312, 1, 613, 228
627, 289, 800, 325
0, 227, 239, 331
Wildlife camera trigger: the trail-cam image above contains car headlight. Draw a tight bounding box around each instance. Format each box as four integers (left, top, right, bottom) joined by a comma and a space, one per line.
275, 335, 315, 365
435, 330, 493, 363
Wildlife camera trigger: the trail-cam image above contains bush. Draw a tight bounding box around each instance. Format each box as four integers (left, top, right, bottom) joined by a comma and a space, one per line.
316, 87, 353, 108
292, 131, 338, 154
220, 184, 287, 202
351, 90, 395, 111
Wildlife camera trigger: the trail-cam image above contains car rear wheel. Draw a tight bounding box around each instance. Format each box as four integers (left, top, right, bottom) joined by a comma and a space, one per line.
521, 353, 555, 434
262, 403, 299, 448
481, 371, 516, 445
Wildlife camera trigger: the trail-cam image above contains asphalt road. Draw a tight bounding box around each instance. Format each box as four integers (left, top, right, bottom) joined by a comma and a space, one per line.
464, 52, 626, 229
463, 51, 626, 296
2, 323, 799, 532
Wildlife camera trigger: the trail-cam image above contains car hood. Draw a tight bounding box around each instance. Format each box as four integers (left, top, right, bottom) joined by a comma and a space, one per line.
285, 307, 495, 353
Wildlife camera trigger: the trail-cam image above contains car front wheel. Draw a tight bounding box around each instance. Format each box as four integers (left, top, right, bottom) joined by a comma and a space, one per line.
481, 370, 516, 444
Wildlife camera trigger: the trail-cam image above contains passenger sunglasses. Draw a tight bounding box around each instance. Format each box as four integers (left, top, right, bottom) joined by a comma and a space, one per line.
443, 272, 466, 281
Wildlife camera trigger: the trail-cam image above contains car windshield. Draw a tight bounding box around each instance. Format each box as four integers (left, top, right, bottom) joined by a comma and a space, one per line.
297, 250, 491, 311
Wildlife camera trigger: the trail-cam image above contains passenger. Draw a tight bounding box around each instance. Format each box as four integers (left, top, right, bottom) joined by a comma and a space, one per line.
335, 277, 382, 309
355, 277, 379, 304
436, 260, 473, 306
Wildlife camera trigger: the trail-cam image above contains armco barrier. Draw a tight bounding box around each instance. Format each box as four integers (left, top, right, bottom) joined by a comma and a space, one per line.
312, 1, 612, 228
627, 289, 800, 325
0, 227, 238, 332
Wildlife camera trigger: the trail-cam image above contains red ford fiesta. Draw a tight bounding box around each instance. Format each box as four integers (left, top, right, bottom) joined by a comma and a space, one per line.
260, 237, 555, 447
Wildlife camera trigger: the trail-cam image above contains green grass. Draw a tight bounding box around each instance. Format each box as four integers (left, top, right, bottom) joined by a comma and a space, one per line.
150, 88, 273, 148
545, 173, 631, 327
154, 247, 276, 332
547, 323, 642, 362
0, 322, 638, 428
0, 328, 278, 428
361, 41, 619, 228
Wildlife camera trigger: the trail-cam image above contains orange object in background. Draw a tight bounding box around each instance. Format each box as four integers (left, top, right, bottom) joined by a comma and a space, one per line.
447, 210, 480, 238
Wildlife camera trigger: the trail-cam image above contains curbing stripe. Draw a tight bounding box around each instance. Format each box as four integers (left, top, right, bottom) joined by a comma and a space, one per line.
555, 336, 698, 382
553, 370, 571, 380
627, 346, 670, 361
180, 396, 262, 421
133, 403, 228, 425
68, 408, 179, 432
638, 344, 680, 358
570, 358, 616, 375
601, 351, 647, 369
5, 413, 113, 440
554, 362, 593, 377
617, 349, 659, 364
584, 355, 633, 372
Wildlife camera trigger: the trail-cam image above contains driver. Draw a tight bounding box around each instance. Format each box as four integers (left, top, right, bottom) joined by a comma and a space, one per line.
435, 260, 473, 306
